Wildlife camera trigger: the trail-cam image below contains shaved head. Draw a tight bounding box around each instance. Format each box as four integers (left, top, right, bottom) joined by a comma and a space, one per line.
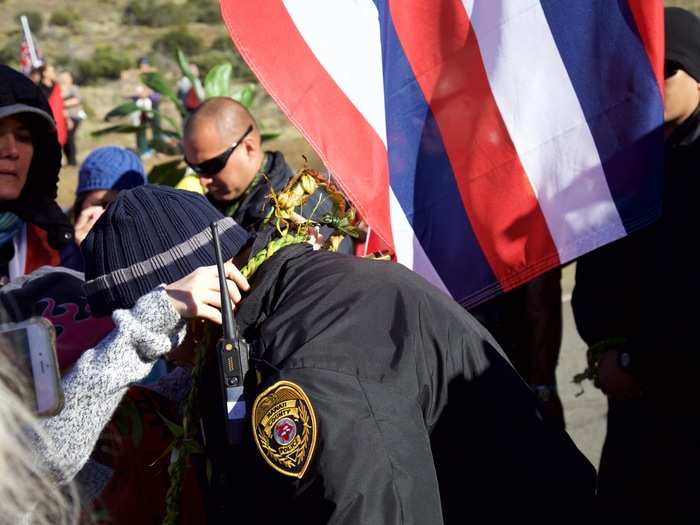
184, 97, 260, 144
183, 97, 265, 202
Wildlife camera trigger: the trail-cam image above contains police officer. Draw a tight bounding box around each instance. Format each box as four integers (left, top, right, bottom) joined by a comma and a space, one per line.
83, 185, 595, 524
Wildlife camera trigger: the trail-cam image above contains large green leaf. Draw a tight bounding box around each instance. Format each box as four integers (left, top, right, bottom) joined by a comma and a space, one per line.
145, 110, 182, 139
176, 48, 205, 102
91, 124, 144, 137
104, 101, 140, 121
204, 63, 232, 99
260, 131, 282, 143
157, 411, 184, 438
148, 137, 180, 156
141, 71, 186, 116
156, 127, 183, 140
148, 159, 188, 187
237, 84, 257, 108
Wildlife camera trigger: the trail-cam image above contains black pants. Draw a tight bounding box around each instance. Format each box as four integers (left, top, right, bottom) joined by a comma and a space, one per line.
598, 394, 700, 523
63, 117, 81, 165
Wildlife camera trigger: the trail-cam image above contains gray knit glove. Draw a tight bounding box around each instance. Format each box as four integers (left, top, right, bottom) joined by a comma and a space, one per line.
112, 285, 187, 362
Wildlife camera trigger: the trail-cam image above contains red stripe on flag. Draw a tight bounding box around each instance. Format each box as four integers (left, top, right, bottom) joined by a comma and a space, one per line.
388, 0, 559, 289
220, 0, 394, 251
627, 0, 665, 96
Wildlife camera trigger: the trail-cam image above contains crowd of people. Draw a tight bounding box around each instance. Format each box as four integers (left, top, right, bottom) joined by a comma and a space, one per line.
1, 6, 699, 524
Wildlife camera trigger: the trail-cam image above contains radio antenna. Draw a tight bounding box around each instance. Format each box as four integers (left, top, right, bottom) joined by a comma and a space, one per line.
209, 221, 249, 445
211, 222, 235, 339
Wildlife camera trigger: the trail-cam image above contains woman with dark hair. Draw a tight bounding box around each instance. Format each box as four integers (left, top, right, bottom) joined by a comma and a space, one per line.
0, 65, 81, 283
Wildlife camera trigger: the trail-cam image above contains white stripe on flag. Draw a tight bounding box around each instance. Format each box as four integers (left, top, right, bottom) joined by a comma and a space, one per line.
390, 189, 450, 295
282, 0, 388, 146
283, 0, 449, 293
466, 0, 627, 263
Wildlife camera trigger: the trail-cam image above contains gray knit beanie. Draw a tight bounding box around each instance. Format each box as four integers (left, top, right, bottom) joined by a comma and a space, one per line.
82, 185, 250, 316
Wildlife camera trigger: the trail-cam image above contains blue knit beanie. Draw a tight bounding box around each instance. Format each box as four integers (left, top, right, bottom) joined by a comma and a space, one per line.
77, 147, 146, 195
82, 185, 250, 316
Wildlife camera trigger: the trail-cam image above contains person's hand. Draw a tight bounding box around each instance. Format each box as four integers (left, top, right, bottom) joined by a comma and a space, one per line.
74, 206, 106, 245
164, 262, 250, 325
595, 350, 645, 400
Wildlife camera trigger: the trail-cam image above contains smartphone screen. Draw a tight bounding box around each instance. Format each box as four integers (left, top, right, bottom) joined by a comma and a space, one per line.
0, 319, 63, 416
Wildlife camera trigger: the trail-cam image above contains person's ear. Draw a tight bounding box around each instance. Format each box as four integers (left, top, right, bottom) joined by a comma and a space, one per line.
243, 135, 258, 156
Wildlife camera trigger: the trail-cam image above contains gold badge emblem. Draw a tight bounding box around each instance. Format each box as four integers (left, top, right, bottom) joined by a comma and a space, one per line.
252, 380, 317, 478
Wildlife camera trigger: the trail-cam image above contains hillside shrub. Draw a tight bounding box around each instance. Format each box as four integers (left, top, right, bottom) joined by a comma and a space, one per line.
0, 35, 22, 66
122, 0, 192, 27
16, 11, 43, 35
75, 46, 131, 84
50, 8, 80, 29
210, 35, 232, 52
153, 29, 203, 56
189, 0, 220, 23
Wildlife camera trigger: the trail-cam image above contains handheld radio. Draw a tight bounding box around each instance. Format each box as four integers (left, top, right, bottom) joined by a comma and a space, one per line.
210, 222, 249, 445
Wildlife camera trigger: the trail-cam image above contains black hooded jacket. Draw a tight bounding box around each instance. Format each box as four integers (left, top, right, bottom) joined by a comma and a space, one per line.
200, 244, 595, 524
0, 65, 74, 251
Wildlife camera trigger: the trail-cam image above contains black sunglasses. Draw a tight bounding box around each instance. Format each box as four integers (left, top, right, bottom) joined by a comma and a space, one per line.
186, 125, 253, 176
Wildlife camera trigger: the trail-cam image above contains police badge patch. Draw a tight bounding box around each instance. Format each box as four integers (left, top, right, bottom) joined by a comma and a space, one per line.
252, 380, 317, 478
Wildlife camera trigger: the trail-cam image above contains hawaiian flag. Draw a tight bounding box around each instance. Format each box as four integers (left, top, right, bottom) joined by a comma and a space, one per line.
221, 0, 664, 307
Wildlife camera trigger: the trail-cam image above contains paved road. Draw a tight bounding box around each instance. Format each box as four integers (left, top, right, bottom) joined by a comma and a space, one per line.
557, 264, 607, 468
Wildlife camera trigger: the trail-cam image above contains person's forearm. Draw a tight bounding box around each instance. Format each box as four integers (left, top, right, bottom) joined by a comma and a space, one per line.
63, 97, 80, 108
36, 287, 186, 483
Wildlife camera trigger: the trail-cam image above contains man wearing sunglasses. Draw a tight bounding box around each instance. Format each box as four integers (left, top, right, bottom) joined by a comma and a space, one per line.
183, 97, 353, 253
571, 7, 700, 522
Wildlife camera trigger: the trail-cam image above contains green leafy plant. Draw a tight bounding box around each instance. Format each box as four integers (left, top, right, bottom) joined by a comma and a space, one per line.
94, 48, 280, 187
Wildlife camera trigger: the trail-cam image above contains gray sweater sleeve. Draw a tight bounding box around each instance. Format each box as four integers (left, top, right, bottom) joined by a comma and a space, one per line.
38, 286, 187, 483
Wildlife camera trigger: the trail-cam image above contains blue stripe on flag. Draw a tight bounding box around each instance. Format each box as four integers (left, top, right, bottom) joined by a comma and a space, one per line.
541, 0, 664, 233
372, 0, 498, 302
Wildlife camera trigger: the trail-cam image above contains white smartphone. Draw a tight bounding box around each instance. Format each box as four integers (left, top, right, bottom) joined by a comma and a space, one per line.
0, 317, 64, 417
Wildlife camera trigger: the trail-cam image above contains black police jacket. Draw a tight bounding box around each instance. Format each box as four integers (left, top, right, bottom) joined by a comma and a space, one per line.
200, 245, 595, 524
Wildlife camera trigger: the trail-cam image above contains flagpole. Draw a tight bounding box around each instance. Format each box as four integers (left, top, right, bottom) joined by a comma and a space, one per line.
20, 15, 41, 68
